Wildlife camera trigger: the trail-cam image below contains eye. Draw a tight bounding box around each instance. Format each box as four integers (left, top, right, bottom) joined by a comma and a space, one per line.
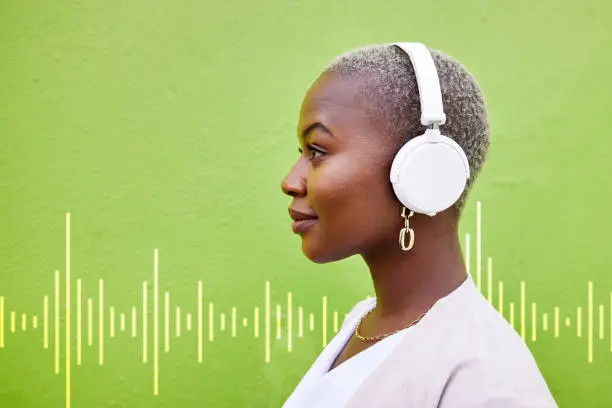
298, 145, 326, 162
308, 149, 322, 161
306, 145, 325, 161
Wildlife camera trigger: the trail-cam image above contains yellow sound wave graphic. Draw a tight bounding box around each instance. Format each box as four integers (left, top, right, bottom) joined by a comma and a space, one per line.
0, 201, 608, 408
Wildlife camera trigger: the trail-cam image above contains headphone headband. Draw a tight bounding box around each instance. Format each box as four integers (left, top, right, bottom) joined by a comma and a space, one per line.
392, 42, 446, 127
388, 41, 470, 218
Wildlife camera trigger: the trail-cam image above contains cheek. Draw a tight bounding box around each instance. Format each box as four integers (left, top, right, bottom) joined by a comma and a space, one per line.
307, 161, 358, 216
308, 158, 398, 234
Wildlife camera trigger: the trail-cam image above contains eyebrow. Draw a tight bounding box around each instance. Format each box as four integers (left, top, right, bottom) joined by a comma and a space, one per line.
300, 122, 335, 140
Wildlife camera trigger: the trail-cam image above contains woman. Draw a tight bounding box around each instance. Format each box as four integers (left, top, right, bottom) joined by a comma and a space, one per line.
280, 42, 557, 408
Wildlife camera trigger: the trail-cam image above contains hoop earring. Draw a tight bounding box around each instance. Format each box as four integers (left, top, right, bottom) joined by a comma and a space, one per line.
399, 206, 415, 251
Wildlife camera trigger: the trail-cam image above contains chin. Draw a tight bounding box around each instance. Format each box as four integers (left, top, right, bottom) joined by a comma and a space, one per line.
300, 234, 352, 264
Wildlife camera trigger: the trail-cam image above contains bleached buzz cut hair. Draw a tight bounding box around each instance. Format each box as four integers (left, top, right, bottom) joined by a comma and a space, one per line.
322, 44, 491, 214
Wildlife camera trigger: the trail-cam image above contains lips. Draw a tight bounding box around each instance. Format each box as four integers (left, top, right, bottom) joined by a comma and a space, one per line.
288, 208, 318, 234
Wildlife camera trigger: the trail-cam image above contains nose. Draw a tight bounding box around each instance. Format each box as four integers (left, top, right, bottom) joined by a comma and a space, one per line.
281, 158, 308, 197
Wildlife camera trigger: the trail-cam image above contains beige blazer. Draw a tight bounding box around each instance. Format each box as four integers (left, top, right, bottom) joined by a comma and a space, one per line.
342, 278, 557, 408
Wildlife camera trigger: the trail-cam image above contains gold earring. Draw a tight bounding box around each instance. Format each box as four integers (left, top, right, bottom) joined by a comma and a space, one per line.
399, 206, 415, 251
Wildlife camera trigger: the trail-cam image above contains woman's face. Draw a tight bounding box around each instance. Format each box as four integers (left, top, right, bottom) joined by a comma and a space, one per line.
281, 71, 402, 263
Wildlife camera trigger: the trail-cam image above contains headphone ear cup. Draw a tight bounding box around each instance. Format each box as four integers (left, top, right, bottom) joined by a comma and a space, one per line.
390, 135, 428, 212
390, 132, 469, 216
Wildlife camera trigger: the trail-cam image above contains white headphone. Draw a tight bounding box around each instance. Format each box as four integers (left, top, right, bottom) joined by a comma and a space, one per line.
389, 42, 470, 216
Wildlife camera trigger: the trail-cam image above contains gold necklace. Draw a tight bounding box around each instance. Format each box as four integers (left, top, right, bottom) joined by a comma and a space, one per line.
354, 307, 427, 342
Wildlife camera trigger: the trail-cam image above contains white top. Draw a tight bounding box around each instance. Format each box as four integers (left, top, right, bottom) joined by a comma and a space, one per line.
282, 296, 402, 408
282, 275, 557, 408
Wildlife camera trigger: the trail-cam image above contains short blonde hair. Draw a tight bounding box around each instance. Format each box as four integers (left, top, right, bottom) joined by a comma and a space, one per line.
323, 44, 491, 213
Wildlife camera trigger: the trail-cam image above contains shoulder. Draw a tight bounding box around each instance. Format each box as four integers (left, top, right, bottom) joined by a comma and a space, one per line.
461, 396, 555, 408
438, 363, 558, 408
436, 293, 558, 407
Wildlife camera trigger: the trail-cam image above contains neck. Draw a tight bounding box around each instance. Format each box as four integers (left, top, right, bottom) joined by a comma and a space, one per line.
362, 213, 468, 321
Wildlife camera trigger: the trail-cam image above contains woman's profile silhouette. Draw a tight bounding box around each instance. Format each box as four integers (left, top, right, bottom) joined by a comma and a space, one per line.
280, 42, 557, 408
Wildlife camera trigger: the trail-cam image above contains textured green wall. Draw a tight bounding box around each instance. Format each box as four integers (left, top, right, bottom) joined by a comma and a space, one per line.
1, 0, 611, 407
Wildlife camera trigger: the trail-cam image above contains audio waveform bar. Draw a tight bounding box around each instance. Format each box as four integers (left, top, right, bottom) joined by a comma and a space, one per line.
464, 202, 608, 364
0, 201, 608, 408
0, 211, 352, 408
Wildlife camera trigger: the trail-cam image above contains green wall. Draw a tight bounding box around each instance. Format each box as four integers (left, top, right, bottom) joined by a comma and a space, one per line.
1, 0, 611, 406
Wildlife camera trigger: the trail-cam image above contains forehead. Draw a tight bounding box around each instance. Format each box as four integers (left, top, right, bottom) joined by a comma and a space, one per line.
298, 72, 376, 134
